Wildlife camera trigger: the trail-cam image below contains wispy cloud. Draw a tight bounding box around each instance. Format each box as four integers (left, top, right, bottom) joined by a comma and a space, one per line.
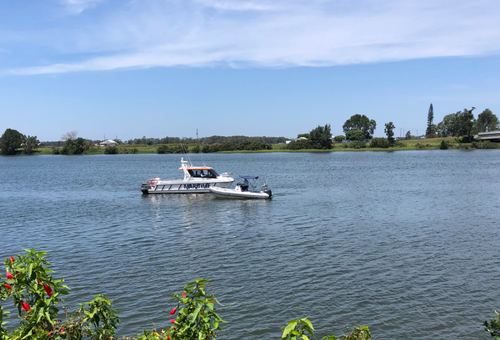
5, 0, 500, 75
61, 0, 103, 15
195, 0, 275, 11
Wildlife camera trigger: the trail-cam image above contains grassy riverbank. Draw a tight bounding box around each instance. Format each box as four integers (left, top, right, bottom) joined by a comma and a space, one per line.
31, 137, 498, 155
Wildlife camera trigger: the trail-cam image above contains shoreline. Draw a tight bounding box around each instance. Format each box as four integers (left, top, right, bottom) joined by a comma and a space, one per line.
5, 137, 499, 155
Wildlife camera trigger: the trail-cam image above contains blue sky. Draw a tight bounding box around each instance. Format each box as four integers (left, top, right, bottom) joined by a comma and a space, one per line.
1, 0, 500, 141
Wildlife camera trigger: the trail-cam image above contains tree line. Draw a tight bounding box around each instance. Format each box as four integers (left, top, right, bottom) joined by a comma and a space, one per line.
0, 129, 40, 156
126, 135, 287, 146
2, 105, 499, 155
0, 129, 287, 155
426, 105, 499, 142
287, 106, 499, 150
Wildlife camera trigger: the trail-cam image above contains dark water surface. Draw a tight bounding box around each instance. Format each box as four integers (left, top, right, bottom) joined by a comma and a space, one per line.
1, 151, 499, 339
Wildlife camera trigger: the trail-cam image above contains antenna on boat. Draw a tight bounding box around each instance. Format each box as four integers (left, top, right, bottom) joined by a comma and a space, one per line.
196, 129, 208, 167
180, 139, 193, 166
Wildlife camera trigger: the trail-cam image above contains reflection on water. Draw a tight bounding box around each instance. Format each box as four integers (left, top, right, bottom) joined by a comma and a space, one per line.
1, 151, 500, 339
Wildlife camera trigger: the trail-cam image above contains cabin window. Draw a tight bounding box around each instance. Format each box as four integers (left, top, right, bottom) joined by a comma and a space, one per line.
188, 169, 217, 178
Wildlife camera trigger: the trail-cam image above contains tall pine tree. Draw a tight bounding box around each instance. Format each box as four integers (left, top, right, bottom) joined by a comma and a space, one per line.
426, 103, 434, 136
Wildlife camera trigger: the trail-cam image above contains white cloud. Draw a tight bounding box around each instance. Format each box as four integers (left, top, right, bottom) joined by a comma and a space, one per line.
5, 0, 500, 75
61, 0, 103, 15
194, 0, 274, 11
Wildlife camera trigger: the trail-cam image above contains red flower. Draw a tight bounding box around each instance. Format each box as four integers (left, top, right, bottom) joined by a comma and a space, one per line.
6, 271, 14, 279
4, 284, 12, 289
61, 329, 65, 333
15, 271, 19, 275
9, 256, 14, 262
167, 337, 170, 340
170, 307, 177, 315
21, 302, 30, 311
47, 332, 52, 336
38, 280, 42, 284
44, 284, 53, 297
182, 292, 186, 298
170, 319, 176, 323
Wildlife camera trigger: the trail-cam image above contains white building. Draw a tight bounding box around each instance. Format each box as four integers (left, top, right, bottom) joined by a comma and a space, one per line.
99, 139, 118, 147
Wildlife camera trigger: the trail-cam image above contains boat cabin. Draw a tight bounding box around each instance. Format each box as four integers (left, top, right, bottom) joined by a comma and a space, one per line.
185, 167, 219, 178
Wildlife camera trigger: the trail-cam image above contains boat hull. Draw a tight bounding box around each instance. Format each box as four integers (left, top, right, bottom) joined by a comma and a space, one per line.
141, 179, 233, 194
209, 186, 272, 199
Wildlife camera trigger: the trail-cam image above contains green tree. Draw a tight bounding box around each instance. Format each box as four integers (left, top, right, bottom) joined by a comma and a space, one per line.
23, 135, 40, 155
0, 128, 24, 155
437, 113, 458, 137
308, 124, 332, 149
345, 129, 365, 141
455, 107, 476, 142
334, 135, 345, 142
476, 108, 499, 132
61, 137, 91, 155
384, 122, 395, 145
405, 130, 411, 140
343, 114, 376, 140
426, 103, 434, 136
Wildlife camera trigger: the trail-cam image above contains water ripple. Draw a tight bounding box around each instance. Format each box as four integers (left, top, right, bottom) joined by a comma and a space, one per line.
1, 151, 500, 339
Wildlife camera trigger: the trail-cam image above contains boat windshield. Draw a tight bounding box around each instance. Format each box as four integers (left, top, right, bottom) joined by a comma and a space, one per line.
188, 169, 218, 178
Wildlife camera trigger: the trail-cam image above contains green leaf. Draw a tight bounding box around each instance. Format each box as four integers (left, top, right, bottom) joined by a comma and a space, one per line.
299, 318, 314, 331
27, 264, 33, 278
282, 321, 298, 338
36, 308, 44, 323
45, 311, 53, 325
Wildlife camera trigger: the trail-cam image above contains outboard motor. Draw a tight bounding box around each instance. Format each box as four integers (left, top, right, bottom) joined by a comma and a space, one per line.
141, 182, 151, 195
261, 182, 272, 198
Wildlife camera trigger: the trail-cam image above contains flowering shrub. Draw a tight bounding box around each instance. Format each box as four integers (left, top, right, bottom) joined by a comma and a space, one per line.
1, 249, 70, 339
131, 279, 226, 340
2, 250, 373, 340
166, 279, 225, 340
0, 249, 119, 340
484, 311, 500, 339
281, 319, 371, 340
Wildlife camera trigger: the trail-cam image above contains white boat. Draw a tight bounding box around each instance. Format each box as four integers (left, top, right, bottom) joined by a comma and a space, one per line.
141, 158, 234, 194
209, 176, 273, 199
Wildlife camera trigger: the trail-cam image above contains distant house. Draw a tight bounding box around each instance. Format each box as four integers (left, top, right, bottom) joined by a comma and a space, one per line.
99, 139, 118, 147
477, 131, 500, 142
286, 136, 308, 144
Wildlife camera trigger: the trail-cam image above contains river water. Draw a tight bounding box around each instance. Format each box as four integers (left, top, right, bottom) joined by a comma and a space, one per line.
1, 151, 499, 339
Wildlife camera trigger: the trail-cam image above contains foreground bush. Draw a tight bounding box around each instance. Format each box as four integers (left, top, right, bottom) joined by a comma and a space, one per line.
281, 319, 371, 340
484, 311, 500, 339
1, 250, 373, 340
0, 249, 119, 340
